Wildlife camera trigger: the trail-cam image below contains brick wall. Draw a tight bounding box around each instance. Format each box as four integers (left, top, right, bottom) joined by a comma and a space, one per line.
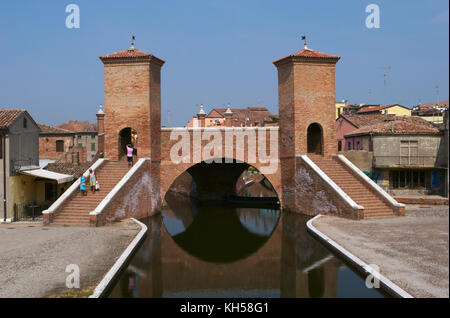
91, 160, 154, 226
102, 59, 163, 161
295, 157, 363, 219
39, 135, 73, 161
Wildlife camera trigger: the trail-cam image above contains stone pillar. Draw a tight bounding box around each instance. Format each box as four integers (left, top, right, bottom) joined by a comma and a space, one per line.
96, 104, 105, 156
197, 104, 206, 128
273, 45, 340, 212
224, 107, 233, 127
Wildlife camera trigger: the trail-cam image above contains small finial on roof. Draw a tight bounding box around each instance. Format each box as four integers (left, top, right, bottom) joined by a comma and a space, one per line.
97, 104, 104, 115
301, 35, 308, 50
130, 35, 135, 50
198, 104, 206, 115
225, 103, 233, 115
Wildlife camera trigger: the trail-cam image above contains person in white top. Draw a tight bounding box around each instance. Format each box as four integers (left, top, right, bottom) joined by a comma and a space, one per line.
89, 169, 97, 194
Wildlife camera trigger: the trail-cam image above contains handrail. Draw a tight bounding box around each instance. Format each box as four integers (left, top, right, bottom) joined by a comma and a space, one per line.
42, 158, 108, 216
299, 155, 364, 210
90, 158, 149, 217
337, 154, 405, 208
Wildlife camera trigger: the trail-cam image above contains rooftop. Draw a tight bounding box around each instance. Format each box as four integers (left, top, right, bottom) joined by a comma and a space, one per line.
0, 109, 26, 129
273, 47, 340, 65
339, 114, 396, 128
345, 116, 441, 137
38, 123, 74, 135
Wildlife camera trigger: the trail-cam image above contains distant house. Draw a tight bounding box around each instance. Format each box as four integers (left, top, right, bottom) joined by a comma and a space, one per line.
1, 109, 73, 222
356, 104, 412, 116
335, 114, 396, 152
186, 106, 278, 128
56, 120, 98, 162
343, 116, 446, 196
412, 101, 448, 124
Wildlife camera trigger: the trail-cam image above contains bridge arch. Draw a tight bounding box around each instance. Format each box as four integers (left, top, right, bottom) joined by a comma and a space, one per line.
162, 158, 280, 205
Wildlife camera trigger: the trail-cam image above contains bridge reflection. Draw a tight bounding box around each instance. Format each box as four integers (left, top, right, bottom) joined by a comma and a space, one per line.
108, 200, 384, 298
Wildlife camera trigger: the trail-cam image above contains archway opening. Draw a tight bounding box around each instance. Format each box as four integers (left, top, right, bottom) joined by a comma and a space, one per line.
118, 127, 138, 159
162, 158, 280, 263
307, 123, 323, 155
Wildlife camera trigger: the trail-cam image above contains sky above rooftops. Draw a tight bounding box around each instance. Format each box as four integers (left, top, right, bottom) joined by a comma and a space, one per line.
0, 0, 448, 127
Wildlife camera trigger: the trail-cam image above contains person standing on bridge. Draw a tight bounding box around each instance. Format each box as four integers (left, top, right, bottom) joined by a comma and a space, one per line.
126, 143, 134, 168
89, 168, 97, 194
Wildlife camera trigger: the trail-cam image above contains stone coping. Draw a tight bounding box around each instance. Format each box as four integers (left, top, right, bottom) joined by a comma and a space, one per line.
307, 215, 413, 298
42, 159, 108, 216
89, 218, 148, 298
300, 155, 364, 211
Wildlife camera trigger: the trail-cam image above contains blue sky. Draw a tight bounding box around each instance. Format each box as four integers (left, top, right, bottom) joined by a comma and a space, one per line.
0, 0, 448, 126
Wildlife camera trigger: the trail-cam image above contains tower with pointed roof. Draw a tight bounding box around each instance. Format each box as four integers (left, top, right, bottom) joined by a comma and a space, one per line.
273, 44, 340, 157
273, 44, 340, 211
99, 41, 165, 160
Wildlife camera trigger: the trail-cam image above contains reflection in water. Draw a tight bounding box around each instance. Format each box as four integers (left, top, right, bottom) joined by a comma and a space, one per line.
108, 198, 385, 298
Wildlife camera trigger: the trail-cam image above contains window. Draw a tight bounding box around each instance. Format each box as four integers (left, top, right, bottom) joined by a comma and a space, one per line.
338, 141, 342, 152
91, 143, 96, 151
348, 142, 352, 150
400, 140, 418, 165
390, 170, 429, 189
56, 140, 64, 152
45, 183, 56, 201
23, 117, 27, 128
356, 141, 361, 150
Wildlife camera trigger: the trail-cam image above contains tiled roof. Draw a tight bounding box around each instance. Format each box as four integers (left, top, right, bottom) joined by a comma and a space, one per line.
357, 104, 411, 114
100, 48, 151, 59
418, 101, 449, 109
273, 48, 340, 64
345, 116, 441, 136
99, 47, 165, 65
206, 107, 278, 127
57, 120, 97, 133
0, 109, 26, 129
46, 161, 93, 178
38, 123, 74, 134
340, 114, 396, 128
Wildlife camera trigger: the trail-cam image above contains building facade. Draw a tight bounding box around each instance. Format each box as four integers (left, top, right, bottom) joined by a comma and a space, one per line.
344, 116, 446, 196
1, 109, 73, 222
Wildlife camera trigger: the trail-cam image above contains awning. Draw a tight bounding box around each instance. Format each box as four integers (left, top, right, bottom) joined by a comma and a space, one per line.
20, 169, 74, 184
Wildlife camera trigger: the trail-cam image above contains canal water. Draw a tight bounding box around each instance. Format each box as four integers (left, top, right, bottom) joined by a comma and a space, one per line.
108, 194, 385, 298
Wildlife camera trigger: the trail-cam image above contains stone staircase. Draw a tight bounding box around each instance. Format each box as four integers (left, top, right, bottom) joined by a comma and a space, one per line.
51, 160, 131, 226
308, 154, 395, 218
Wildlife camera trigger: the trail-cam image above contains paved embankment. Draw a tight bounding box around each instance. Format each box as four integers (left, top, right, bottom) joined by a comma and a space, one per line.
0, 219, 140, 297
311, 205, 449, 298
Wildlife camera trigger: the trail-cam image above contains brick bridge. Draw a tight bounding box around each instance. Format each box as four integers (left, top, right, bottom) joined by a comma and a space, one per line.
43, 44, 405, 226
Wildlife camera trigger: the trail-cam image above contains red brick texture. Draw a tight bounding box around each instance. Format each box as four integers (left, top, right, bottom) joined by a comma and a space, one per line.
295, 156, 363, 219
91, 160, 154, 226
275, 50, 340, 214
101, 54, 164, 161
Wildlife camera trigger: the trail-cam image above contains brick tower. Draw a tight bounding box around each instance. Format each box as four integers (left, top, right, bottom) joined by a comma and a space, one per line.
100, 43, 165, 161
274, 43, 340, 212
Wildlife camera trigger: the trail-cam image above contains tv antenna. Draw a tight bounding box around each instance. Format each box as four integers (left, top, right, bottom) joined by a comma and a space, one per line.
434, 85, 440, 103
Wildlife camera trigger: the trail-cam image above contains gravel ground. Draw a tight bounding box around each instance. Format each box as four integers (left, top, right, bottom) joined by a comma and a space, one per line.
312, 205, 449, 298
0, 219, 140, 298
